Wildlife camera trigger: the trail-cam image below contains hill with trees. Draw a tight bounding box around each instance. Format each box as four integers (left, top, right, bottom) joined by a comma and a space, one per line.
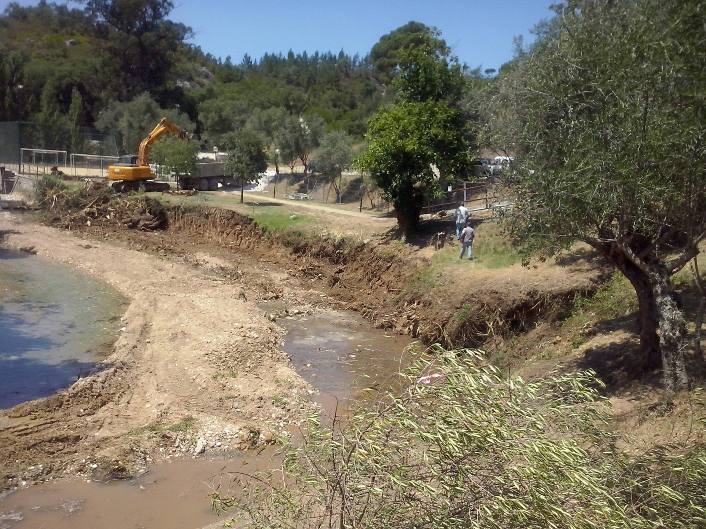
1, 1, 480, 156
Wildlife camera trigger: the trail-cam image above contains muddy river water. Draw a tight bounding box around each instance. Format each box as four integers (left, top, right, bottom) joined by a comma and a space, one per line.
0, 249, 124, 409
0, 255, 412, 529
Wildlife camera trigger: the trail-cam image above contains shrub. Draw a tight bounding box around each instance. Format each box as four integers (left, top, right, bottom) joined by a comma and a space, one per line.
213, 349, 706, 528
33, 173, 67, 202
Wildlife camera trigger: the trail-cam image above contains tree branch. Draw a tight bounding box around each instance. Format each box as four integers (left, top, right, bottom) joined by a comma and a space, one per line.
667, 230, 705, 274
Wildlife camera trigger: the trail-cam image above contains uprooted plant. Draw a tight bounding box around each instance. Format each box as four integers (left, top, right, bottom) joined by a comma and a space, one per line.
211, 349, 706, 529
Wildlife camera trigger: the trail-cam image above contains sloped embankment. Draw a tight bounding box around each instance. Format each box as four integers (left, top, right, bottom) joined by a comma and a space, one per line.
162, 205, 607, 349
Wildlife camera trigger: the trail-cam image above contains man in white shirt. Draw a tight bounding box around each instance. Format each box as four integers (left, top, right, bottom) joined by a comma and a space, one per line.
454, 201, 469, 239
459, 220, 475, 260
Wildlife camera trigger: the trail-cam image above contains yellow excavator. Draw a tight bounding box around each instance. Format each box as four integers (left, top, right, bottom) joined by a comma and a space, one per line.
107, 117, 188, 192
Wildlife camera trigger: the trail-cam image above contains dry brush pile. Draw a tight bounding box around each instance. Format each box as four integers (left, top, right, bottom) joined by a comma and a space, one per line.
35, 177, 167, 231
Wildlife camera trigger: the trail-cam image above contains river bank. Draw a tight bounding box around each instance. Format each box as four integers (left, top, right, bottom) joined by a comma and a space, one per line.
0, 211, 310, 491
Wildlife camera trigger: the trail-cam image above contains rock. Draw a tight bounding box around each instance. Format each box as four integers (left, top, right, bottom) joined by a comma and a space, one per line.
0, 511, 23, 524
19, 245, 37, 254
193, 437, 207, 455
90, 458, 135, 482
259, 430, 275, 445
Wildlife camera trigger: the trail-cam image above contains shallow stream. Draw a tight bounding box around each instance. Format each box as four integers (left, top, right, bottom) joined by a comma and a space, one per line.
0, 249, 124, 409
0, 258, 412, 529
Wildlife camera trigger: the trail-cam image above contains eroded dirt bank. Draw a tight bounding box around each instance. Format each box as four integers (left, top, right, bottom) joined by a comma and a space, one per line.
0, 200, 607, 491
132, 205, 609, 348
0, 212, 309, 491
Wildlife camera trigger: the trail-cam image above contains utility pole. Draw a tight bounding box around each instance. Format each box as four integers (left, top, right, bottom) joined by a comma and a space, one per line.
273, 148, 279, 198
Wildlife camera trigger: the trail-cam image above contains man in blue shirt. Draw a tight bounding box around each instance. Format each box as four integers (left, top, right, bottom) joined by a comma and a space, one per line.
459, 219, 475, 260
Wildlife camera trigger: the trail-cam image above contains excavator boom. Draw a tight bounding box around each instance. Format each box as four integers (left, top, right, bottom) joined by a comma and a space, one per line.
137, 118, 188, 166
107, 117, 188, 190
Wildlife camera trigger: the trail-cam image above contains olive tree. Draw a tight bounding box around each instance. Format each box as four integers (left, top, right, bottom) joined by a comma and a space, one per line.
223, 130, 267, 204
150, 136, 198, 181
488, 0, 706, 391
315, 130, 353, 203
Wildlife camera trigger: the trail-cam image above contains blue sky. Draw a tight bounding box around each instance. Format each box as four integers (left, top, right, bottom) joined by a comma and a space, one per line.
6, 0, 555, 70
173, 0, 555, 70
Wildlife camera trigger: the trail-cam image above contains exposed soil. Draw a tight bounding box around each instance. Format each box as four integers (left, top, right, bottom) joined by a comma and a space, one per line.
0, 196, 608, 492
0, 211, 311, 491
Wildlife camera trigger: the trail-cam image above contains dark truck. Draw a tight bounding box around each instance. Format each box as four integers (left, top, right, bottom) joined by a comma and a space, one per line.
177, 161, 233, 191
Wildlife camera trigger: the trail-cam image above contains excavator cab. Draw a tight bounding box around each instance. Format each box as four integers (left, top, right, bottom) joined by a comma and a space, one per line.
108, 118, 188, 192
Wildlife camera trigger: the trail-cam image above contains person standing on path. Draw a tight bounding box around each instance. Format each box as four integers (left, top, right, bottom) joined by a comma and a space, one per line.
459, 219, 475, 260
455, 201, 469, 239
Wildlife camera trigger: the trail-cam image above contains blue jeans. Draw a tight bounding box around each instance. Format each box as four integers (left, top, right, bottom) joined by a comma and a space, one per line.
456, 222, 464, 239
459, 241, 473, 259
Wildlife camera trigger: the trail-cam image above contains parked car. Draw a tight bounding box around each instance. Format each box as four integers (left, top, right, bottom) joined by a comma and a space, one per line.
471, 158, 491, 177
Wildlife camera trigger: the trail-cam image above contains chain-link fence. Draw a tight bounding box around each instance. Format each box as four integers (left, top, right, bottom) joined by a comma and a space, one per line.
0, 121, 118, 178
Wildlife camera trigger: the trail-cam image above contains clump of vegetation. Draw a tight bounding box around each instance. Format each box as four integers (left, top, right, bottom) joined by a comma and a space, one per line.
130, 416, 196, 437
151, 135, 199, 181
33, 173, 68, 203
212, 349, 706, 528
38, 182, 167, 231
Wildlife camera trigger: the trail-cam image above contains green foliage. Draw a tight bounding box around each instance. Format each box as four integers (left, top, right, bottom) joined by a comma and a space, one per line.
151, 136, 198, 178
490, 0, 706, 261
276, 114, 324, 175
315, 130, 353, 202
68, 87, 84, 152
33, 173, 67, 203
0, 1, 192, 126
357, 100, 470, 236
223, 129, 267, 201
215, 349, 706, 528
360, 26, 474, 237
244, 106, 288, 165
95, 92, 195, 154
34, 77, 71, 150
85, 0, 191, 102
197, 49, 383, 141
369, 21, 449, 85
393, 40, 465, 104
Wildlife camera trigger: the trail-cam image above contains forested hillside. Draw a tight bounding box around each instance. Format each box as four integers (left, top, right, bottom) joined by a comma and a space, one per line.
0, 1, 477, 154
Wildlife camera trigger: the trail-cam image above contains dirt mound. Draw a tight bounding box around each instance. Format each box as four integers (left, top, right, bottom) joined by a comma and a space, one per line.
40, 184, 167, 231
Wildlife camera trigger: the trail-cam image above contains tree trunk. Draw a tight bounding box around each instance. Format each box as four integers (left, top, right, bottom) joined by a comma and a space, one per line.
240, 177, 244, 204
649, 270, 690, 392
394, 201, 420, 240
601, 243, 690, 391
617, 258, 661, 370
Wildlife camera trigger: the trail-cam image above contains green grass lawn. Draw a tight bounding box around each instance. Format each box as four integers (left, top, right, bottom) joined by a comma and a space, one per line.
433, 221, 524, 270
152, 192, 312, 233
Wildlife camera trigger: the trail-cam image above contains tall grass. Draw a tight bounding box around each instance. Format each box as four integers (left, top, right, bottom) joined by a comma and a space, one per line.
212, 349, 706, 528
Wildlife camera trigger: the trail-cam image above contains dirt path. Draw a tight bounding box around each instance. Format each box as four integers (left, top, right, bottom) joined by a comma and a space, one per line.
239, 191, 392, 221
0, 212, 309, 490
